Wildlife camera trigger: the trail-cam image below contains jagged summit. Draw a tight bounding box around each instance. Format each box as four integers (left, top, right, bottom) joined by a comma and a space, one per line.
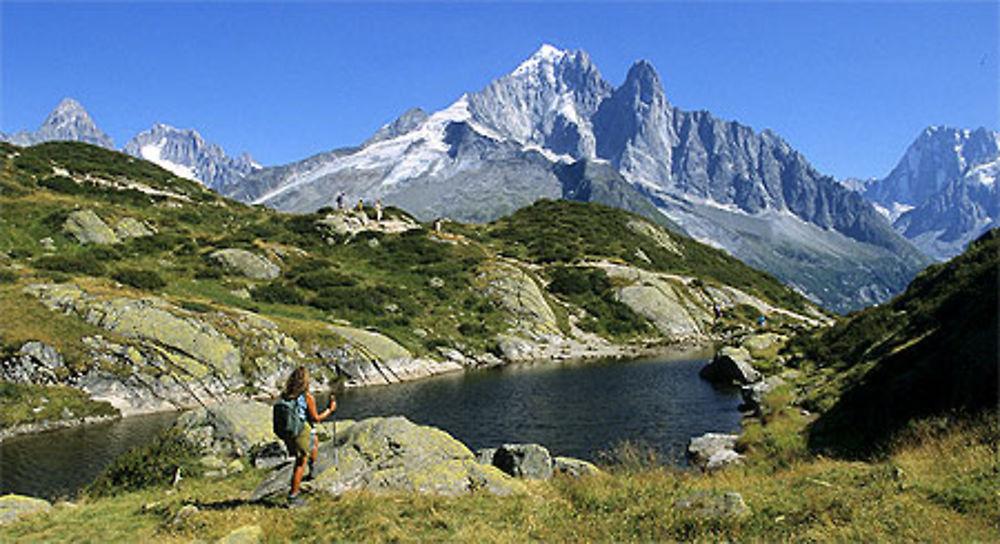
2, 97, 114, 149
123, 123, 259, 192
48, 97, 87, 117
233, 45, 927, 313
511, 44, 570, 76
622, 60, 666, 102
858, 125, 1000, 260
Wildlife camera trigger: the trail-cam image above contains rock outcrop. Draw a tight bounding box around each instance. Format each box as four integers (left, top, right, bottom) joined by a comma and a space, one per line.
327, 325, 464, 387
674, 491, 750, 519
175, 400, 276, 458
490, 443, 554, 480
209, 249, 280, 281
478, 261, 561, 337
251, 416, 525, 500
63, 210, 118, 245
699, 346, 761, 386
1, 341, 65, 384
553, 456, 601, 478
740, 375, 786, 416
477, 444, 599, 480
0, 494, 52, 525
687, 432, 744, 471
17, 283, 471, 417
113, 217, 156, 240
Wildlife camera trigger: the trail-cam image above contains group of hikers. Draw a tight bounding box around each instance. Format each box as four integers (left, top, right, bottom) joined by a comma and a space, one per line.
336, 192, 383, 223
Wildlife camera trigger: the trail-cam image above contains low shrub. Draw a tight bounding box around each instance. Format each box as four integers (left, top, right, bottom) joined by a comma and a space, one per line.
295, 270, 357, 290
180, 300, 213, 313
112, 268, 167, 290
86, 427, 202, 497
547, 266, 610, 296
0, 268, 17, 284
252, 281, 305, 305
35, 253, 105, 276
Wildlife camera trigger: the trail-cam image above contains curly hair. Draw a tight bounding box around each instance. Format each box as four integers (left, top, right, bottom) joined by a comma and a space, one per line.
282, 366, 309, 400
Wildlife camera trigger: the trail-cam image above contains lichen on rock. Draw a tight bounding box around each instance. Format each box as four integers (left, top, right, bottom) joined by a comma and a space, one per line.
251, 416, 525, 500
0, 494, 52, 525
209, 249, 280, 281
63, 209, 118, 245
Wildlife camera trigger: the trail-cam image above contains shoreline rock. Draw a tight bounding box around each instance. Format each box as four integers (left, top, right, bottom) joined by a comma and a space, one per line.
0, 414, 121, 442
698, 346, 761, 386
686, 432, 744, 471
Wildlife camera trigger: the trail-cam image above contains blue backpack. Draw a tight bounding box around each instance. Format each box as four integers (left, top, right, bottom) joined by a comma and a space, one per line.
272, 397, 304, 440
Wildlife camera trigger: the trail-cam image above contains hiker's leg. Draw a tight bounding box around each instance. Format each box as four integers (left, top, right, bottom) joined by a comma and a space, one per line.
291, 453, 307, 495
311, 434, 318, 464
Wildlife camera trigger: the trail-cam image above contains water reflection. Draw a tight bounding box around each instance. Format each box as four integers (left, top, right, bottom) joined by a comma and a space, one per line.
0, 411, 178, 500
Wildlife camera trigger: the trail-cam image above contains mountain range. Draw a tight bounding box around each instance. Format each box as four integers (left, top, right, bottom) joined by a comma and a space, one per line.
228, 45, 930, 312
8, 45, 993, 312
0, 98, 260, 194
848, 126, 999, 261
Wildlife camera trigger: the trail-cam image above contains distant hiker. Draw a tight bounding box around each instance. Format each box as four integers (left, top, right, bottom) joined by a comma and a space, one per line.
356, 199, 369, 226
757, 315, 766, 327
336, 192, 345, 211
375, 198, 383, 222
275, 366, 336, 507
433, 218, 443, 234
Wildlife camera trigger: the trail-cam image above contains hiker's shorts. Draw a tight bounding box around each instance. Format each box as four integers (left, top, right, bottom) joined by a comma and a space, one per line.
285, 422, 313, 459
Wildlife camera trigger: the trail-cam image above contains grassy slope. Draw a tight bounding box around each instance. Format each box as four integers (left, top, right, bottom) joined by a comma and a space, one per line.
486, 199, 813, 313
785, 229, 999, 456
0, 142, 811, 361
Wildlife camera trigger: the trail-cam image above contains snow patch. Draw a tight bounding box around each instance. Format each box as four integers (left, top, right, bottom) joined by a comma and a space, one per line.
139, 141, 197, 180
523, 145, 574, 164
967, 160, 998, 187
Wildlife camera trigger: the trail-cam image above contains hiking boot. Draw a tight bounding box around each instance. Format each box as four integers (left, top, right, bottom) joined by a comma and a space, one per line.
287, 494, 308, 508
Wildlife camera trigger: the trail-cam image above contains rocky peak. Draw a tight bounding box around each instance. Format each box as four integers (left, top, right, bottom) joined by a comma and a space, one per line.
621, 60, 668, 107
3, 97, 114, 149
123, 123, 258, 191
867, 125, 1000, 207
593, 59, 675, 181
465, 44, 613, 158
365, 107, 430, 146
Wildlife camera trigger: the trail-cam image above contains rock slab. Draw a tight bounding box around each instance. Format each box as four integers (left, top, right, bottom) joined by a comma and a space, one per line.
0, 494, 52, 525
699, 346, 761, 386
674, 491, 749, 519
210, 249, 280, 280
64, 210, 118, 245
687, 432, 744, 471
492, 443, 554, 480
251, 416, 524, 500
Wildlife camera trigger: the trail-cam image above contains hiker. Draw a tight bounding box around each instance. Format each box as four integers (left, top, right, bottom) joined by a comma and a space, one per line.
280, 366, 336, 507
357, 199, 368, 225
336, 192, 345, 211
375, 198, 383, 222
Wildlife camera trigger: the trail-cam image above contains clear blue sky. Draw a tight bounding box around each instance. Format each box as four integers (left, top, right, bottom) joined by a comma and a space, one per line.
2, 2, 997, 180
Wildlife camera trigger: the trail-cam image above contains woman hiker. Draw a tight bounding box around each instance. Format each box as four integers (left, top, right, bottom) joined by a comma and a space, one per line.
281, 366, 336, 506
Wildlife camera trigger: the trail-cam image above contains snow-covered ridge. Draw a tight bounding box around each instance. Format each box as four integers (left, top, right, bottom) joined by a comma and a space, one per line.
139, 139, 197, 180
511, 44, 569, 77
252, 93, 512, 204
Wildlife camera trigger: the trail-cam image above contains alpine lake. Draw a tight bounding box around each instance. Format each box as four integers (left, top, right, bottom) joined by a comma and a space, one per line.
1, 346, 741, 500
